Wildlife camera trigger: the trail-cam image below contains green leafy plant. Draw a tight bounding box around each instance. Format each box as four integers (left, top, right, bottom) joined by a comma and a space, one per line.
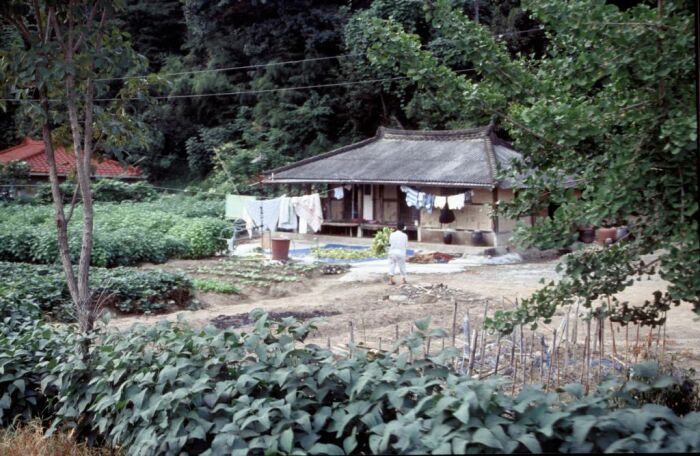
193, 278, 240, 294
370, 227, 393, 257
311, 247, 374, 260
0, 262, 195, 319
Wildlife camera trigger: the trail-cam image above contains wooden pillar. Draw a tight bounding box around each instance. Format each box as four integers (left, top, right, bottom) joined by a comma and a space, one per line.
492, 187, 499, 247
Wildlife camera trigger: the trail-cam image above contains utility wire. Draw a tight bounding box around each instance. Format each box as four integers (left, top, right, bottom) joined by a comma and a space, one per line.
0, 69, 477, 103
95, 26, 545, 82
95, 54, 362, 82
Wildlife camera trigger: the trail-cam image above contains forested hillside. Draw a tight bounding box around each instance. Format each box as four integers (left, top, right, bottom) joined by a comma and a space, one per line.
1, 0, 542, 186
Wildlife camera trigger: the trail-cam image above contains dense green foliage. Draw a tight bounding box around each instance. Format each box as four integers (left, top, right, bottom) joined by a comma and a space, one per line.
0, 262, 195, 319
350, 0, 699, 330
0, 307, 698, 454
0, 196, 226, 266
34, 180, 158, 204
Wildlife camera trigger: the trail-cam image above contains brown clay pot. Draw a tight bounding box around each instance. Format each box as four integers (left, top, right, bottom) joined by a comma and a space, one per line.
578, 227, 595, 243
595, 227, 617, 245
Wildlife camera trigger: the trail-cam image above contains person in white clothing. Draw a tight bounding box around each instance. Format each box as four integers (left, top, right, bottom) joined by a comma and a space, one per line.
388, 222, 408, 285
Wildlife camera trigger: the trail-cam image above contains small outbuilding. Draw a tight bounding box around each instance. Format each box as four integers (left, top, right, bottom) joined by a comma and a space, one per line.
264, 125, 539, 247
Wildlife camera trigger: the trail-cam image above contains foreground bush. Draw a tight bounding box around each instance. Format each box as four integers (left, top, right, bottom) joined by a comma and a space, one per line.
1, 306, 698, 455
0, 262, 196, 320
0, 197, 226, 266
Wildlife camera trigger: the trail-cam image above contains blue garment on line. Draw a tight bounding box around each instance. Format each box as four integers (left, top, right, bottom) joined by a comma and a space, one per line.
401, 186, 434, 213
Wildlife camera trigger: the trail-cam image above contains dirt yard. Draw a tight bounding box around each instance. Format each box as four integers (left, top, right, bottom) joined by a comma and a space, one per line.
112, 255, 700, 375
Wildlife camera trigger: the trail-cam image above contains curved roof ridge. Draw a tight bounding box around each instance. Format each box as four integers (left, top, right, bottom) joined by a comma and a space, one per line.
380, 125, 492, 140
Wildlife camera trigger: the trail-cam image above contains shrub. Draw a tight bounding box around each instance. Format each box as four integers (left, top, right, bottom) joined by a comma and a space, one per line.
0, 262, 196, 319
167, 217, 229, 258
0, 198, 224, 266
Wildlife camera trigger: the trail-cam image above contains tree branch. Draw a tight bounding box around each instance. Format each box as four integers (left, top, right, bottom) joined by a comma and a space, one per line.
72, 0, 100, 53
65, 181, 81, 225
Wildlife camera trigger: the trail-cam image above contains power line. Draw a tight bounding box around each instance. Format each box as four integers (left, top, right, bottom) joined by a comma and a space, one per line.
0, 69, 477, 103
96, 27, 545, 82
95, 53, 362, 82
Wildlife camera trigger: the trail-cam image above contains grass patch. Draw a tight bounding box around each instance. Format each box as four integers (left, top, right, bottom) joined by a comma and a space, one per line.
193, 278, 241, 294
0, 420, 116, 456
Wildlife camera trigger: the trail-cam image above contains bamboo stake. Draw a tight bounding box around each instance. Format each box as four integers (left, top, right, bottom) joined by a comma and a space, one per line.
563, 339, 570, 385
634, 323, 641, 363
661, 312, 667, 363
379, 337, 382, 352
494, 335, 502, 375
349, 321, 354, 344
609, 318, 617, 358
546, 329, 557, 391
585, 319, 592, 394
442, 336, 445, 352
511, 343, 518, 396
599, 316, 604, 382
580, 330, 588, 385
572, 299, 580, 346
478, 302, 490, 377
540, 335, 546, 384
625, 323, 630, 364
395, 324, 399, 354
451, 299, 458, 347
466, 329, 479, 377
525, 332, 532, 385
426, 337, 431, 359
327, 337, 331, 349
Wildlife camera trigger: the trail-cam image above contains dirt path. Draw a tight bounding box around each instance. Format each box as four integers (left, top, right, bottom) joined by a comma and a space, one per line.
111, 257, 700, 373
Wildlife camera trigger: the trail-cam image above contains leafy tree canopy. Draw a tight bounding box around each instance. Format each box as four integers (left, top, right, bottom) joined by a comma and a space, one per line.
348, 0, 698, 331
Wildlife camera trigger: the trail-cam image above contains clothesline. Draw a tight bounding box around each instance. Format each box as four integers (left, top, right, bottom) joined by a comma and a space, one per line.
400, 185, 472, 212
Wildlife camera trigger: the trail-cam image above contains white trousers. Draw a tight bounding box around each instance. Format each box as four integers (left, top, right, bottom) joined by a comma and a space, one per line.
389, 254, 407, 277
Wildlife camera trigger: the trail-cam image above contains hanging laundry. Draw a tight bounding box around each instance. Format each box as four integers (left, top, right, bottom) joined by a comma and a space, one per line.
292, 193, 323, 232
423, 193, 435, 214
333, 186, 344, 200
447, 193, 466, 210
401, 186, 420, 208
225, 194, 256, 220
245, 198, 282, 231
277, 195, 298, 231
434, 196, 447, 209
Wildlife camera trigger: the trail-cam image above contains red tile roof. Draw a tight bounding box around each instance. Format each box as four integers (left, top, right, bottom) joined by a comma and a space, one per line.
0, 137, 143, 178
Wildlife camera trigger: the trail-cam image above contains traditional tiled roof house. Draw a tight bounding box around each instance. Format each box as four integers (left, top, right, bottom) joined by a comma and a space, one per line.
0, 137, 144, 180
264, 125, 538, 247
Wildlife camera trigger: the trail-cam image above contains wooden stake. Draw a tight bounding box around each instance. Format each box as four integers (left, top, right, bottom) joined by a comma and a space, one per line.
634, 323, 641, 363
511, 343, 518, 396
540, 335, 546, 384
609, 318, 617, 358
379, 337, 382, 352
546, 329, 557, 391
451, 299, 458, 347
426, 337, 431, 359
599, 317, 604, 383
441, 336, 445, 351
625, 323, 629, 364
661, 312, 667, 363
361, 316, 367, 344
466, 329, 479, 377
572, 299, 580, 346
494, 335, 502, 375
395, 324, 399, 354
327, 337, 331, 349
585, 319, 592, 394
478, 302, 489, 377
349, 321, 354, 344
